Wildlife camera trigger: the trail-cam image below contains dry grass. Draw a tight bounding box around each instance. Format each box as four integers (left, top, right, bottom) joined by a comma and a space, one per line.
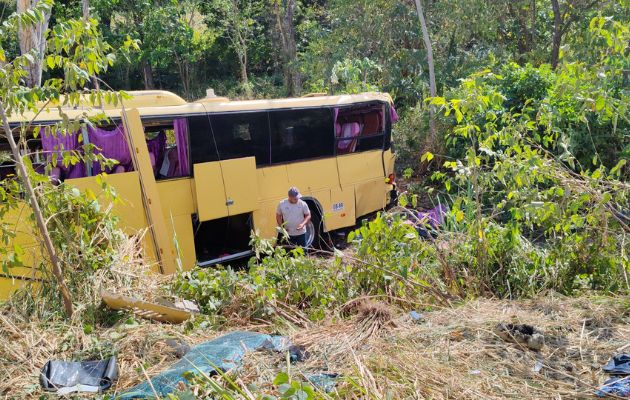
240, 295, 629, 399
0, 283, 627, 399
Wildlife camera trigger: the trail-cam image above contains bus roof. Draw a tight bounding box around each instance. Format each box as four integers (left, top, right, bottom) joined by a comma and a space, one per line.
10, 91, 394, 124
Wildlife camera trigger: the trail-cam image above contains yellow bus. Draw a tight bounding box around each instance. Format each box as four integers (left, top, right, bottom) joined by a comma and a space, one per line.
0, 90, 398, 298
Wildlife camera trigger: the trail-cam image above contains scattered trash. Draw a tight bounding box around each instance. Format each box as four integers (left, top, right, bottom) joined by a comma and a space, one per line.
597, 376, 630, 397
306, 373, 339, 392
39, 357, 118, 395
164, 339, 190, 359
409, 310, 424, 323
120, 331, 288, 399
494, 323, 544, 351
101, 289, 195, 324
288, 345, 309, 363
597, 354, 630, 397
468, 370, 481, 375
532, 361, 544, 373
602, 354, 630, 375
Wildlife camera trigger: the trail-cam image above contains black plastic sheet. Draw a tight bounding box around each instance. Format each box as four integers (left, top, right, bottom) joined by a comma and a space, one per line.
39, 357, 118, 395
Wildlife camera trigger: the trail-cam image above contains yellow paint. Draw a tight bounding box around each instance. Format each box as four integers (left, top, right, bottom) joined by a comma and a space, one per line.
355, 179, 388, 217
384, 149, 396, 177
253, 202, 280, 239
221, 157, 259, 216
0, 276, 30, 300
193, 162, 228, 221
123, 108, 177, 274
286, 158, 340, 193
167, 213, 196, 271
14, 92, 394, 125
70, 172, 148, 233
157, 179, 195, 217
337, 150, 385, 186
257, 165, 289, 200
326, 188, 356, 231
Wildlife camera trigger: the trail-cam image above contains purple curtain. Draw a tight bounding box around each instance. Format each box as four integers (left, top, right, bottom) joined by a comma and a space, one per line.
390, 105, 399, 123
41, 130, 85, 179
147, 132, 166, 176
173, 118, 190, 176
88, 125, 133, 175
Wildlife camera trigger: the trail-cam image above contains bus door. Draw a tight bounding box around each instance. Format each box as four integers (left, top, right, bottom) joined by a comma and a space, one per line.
122, 108, 178, 274
193, 156, 258, 220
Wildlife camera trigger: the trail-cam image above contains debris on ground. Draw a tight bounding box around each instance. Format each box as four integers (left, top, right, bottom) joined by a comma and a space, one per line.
602, 354, 630, 375
495, 323, 545, 351
119, 331, 288, 399
1, 295, 628, 399
101, 289, 196, 324
597, 354, 630, 397
39, 357, 118, 395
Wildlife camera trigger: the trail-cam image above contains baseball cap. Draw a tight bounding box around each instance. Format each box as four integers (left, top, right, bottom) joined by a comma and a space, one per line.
288, 187, 300, 197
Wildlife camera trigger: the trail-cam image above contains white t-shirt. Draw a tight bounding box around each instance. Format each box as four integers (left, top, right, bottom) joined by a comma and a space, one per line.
277, 198, 310, 236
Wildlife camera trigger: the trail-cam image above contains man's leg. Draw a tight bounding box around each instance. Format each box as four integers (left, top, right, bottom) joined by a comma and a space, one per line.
289, 234, 306, 248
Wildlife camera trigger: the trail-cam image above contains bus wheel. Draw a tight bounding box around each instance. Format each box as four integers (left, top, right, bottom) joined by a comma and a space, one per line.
304, 205, 323, 249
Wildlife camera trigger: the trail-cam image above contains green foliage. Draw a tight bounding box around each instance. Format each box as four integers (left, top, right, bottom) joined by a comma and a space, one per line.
0, 0, 137, 318
6, 175, 128, 320
328, 58, 383, 94
173, 225, 452, 324
167, 369, 326, 400
410, 15, 630, 297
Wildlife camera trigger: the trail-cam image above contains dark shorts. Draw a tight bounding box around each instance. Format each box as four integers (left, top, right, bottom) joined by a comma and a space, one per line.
288, 234, 306, 248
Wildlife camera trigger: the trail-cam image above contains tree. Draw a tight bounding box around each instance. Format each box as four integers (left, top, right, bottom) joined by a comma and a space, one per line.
211, 0, 262, 97
270, 0, 301, 96
0, 0, 134, 317
550, 0, 599, 69
16, 0, 50, 87
414, 0, 437, 144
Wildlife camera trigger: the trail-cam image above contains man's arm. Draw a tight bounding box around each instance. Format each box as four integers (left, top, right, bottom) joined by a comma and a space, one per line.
296, 205, 311, 231
276, 212, 283, 227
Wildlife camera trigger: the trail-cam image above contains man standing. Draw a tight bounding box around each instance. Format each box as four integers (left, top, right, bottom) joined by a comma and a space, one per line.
276, 187, 311, 247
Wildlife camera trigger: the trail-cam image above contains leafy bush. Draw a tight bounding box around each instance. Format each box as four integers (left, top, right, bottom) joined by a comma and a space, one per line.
410, 16, 630, 297
172, 222, 456, 323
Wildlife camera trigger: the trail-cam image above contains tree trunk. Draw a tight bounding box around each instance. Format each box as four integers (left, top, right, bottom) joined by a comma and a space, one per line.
239, 57, 248, 84
0, 102, 74, 317
272, 0, 301, 96
141, 60, 155, 89
17, 0, 50, 88
550, 0, 562, 69
81, 0, 89, 21
414, 0, 437, 142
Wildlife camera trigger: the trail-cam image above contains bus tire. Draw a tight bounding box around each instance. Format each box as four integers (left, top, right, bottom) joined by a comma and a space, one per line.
304, 202, 327, 250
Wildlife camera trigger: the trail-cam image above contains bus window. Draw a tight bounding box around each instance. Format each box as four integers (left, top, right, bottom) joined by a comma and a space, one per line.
209, 112, 270, 165
141, 118, 191, 179
269, 108, 334, 163
189, 114, 217, 166
40, 127, 86, 180
335, 102, 386, 154
88, 124, 133, 176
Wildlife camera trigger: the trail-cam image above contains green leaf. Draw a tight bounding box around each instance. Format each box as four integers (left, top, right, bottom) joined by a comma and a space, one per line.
595, 96, 605, 111
273, 372, 291, 386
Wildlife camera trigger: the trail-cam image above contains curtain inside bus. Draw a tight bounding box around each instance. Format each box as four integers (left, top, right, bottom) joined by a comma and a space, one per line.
40, 118, 190, 181
41, 130, 85, 180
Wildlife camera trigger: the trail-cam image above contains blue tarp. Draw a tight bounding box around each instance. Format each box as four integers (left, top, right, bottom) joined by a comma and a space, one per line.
119, 331, 287, 399
602, 354, 630, 375
597, 376, 630, 397
597, 354, 630, 398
